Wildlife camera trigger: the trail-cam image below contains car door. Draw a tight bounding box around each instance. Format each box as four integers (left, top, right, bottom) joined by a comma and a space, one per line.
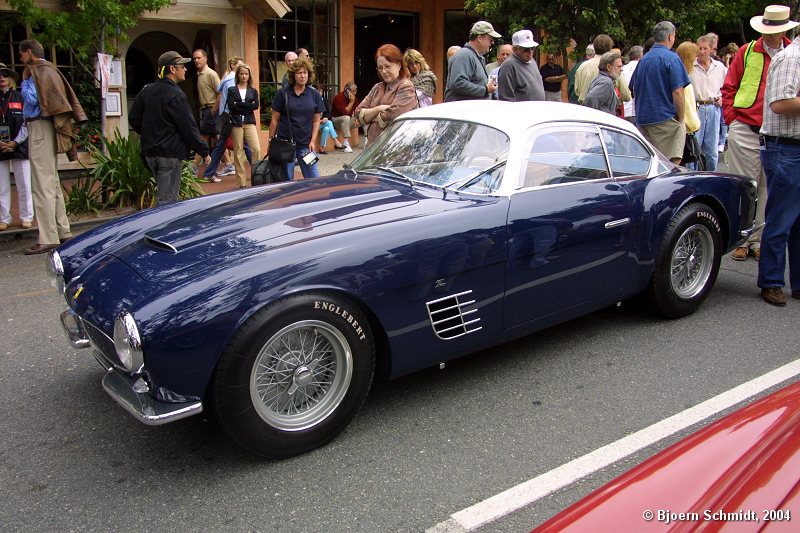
503, 123, 635, 329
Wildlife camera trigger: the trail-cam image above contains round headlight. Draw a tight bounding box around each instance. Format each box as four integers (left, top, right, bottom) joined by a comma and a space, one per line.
47, 250, 65, 294
114, 312, 144, 372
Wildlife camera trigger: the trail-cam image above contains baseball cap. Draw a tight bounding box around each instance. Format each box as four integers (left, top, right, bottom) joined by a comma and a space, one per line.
511, 30, 539, 48
157, 51, 191, 70
471, 21, 502, 39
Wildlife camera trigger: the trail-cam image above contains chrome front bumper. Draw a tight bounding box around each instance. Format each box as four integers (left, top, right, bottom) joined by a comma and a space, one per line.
60, 309, 203, 426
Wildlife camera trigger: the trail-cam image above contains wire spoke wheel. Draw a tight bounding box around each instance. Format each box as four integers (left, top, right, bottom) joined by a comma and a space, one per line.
670, 224, 714, 299
250, 320, 353, 431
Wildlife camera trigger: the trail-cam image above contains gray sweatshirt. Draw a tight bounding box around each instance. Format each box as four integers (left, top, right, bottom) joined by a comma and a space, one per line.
497, 52, 545, 102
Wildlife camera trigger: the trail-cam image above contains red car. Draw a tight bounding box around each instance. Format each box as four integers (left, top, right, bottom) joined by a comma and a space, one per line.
532, 380, 800, 532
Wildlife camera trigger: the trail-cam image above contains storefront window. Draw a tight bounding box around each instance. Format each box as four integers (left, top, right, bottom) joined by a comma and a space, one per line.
258, 0, 339, 125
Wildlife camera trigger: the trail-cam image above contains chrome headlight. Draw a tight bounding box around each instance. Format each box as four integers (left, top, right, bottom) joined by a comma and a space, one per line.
46, 250, 65, 294
114, 312, 144, 373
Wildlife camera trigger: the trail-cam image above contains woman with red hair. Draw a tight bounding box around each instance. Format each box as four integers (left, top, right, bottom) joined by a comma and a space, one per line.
355, 44, 418, 145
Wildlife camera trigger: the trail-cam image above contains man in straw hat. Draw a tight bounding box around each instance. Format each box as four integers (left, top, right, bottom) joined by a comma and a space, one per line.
758, 6, 800, 306
445, 21, 502, 102
723, 5, 797, 264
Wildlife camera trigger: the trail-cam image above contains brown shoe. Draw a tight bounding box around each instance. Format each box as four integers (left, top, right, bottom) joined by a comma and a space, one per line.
793, 290, 800, 300
24, 243, 59, 255
59, 237, 71, 244
752, 248, 760, 260
731, 247, 748, 261
761, 287, 787, 307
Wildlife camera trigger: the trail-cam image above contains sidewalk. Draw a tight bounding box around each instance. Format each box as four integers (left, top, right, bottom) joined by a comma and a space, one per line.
0, 145, 363, 243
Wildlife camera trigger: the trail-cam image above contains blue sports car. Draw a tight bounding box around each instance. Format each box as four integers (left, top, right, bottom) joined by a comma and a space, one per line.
49, 102, 758, 458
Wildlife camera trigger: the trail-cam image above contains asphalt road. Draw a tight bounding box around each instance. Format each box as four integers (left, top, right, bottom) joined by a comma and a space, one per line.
1, 230, 798, 532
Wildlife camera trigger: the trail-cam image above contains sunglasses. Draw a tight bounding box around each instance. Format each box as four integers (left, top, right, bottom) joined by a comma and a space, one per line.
0, 73, 9, 78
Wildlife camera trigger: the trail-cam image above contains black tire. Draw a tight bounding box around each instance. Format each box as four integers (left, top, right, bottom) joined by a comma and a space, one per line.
210, 293, 375, 458
646, 203, 722, 318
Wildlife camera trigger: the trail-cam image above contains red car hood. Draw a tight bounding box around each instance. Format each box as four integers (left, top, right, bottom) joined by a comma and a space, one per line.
532, 380, 800, 532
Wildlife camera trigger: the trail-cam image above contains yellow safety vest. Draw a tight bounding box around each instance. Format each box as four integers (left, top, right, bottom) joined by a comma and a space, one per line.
733, 40, 764, 109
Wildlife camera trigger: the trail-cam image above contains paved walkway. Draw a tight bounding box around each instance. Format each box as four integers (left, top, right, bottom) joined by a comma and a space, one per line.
0, 145, 362, 243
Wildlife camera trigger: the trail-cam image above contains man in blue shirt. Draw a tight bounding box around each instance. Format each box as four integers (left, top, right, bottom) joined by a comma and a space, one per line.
630, 21, 690, 164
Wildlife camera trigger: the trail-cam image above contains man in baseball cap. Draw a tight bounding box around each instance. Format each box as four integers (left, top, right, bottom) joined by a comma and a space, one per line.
445, 21, 502, 101
130, 51, 210, 205
497, 29, 545, 101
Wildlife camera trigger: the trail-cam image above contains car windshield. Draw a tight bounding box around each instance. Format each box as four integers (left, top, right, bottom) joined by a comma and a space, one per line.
349, 119, 511, 194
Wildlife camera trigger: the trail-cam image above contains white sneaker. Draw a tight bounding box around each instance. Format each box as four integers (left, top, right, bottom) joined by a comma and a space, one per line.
217, 164, 236, 176
343, 146, 352, 153
206, 176, 222, 183
191, 165, 199, 176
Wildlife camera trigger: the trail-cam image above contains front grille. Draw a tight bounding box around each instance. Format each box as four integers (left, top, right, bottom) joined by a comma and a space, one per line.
426, 290, 482, 340
83, 319, 122, 369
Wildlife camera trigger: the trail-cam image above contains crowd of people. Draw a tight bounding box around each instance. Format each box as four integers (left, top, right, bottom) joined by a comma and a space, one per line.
3, 9, 800, 304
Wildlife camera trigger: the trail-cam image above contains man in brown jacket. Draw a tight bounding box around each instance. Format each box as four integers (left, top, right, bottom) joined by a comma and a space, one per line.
19, 38, 86, 255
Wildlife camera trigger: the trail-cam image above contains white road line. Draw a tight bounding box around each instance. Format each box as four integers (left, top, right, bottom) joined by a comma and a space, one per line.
426, 358, 800, 533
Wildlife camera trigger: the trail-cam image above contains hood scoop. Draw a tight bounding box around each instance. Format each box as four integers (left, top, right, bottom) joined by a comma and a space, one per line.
144, 235, 178, 253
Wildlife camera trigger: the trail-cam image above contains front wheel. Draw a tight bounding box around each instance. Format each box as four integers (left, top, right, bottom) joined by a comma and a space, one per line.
210, 293, 375, 458
647, 203, 722, 318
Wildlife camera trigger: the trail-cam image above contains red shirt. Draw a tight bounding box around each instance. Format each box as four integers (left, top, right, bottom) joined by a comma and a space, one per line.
331, 91, 359, 117
721, 36, 790, 127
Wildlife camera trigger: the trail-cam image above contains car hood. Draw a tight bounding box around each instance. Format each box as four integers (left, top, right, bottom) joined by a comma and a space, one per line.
111, 174, 443, 282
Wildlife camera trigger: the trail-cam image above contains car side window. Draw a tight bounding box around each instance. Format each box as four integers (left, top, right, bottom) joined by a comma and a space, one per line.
601, 128, 652, 179
522, 126, 609, 188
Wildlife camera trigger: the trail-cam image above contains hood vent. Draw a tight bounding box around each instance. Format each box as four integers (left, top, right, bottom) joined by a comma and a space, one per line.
426, 290, 482, 340
144, 235, 178, 253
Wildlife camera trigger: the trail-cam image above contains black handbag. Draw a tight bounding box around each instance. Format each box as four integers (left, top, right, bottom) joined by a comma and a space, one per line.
251, 158, 289, 185
682, 132, 706, 170
267, 91, 296, 163
218, 111, 232, 137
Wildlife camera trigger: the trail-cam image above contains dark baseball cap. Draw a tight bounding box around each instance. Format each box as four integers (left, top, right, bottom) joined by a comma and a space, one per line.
157, 51, 191, 69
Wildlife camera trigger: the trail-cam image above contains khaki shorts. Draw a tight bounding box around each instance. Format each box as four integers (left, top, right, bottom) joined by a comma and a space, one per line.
639, 118, 686, 160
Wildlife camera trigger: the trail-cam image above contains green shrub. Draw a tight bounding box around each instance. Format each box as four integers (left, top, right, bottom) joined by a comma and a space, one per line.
87, 131, 205, 210
64, 175, 104, 217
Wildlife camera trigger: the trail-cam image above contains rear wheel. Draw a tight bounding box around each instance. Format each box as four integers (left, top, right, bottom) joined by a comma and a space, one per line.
210, 293, 375, 458
647, 203, 722, 318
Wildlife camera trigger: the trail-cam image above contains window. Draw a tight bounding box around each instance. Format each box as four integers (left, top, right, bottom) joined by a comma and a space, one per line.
258, 0, 339, 123
601, 128, 652, 178
522, 126, 609, 188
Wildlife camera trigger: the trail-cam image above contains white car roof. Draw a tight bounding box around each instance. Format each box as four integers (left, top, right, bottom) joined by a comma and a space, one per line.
401, 100, 642, 139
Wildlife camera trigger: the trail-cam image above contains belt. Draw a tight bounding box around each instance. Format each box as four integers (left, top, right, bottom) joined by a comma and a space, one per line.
697, 101, 716, 105
25, 116, 50, 123
200, 105, 213, 110
762, 134, 800, 146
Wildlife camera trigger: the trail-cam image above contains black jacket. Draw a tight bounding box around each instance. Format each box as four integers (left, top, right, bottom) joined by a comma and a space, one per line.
226, 86, 259, 127
0, 88, 28, 160
130, 78, 209, 159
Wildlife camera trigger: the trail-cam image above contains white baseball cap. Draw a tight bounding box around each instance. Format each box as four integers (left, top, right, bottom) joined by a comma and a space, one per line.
512, 30, 539, 48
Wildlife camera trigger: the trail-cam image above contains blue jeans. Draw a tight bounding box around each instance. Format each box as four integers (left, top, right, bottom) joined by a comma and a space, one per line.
758, 140, 800, 290
284, 146, 319, 180
203, 134, 252, 178
696, 104, 720, 171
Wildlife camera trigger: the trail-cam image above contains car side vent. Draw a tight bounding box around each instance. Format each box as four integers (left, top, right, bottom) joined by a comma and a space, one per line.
426, 290, 482, 340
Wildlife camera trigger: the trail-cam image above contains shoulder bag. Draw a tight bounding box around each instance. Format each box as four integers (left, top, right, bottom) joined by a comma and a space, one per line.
268, 90, 297, 163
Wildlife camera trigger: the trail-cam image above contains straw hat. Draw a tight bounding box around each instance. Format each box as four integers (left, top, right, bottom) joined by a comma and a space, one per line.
750, 5, 800, 34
